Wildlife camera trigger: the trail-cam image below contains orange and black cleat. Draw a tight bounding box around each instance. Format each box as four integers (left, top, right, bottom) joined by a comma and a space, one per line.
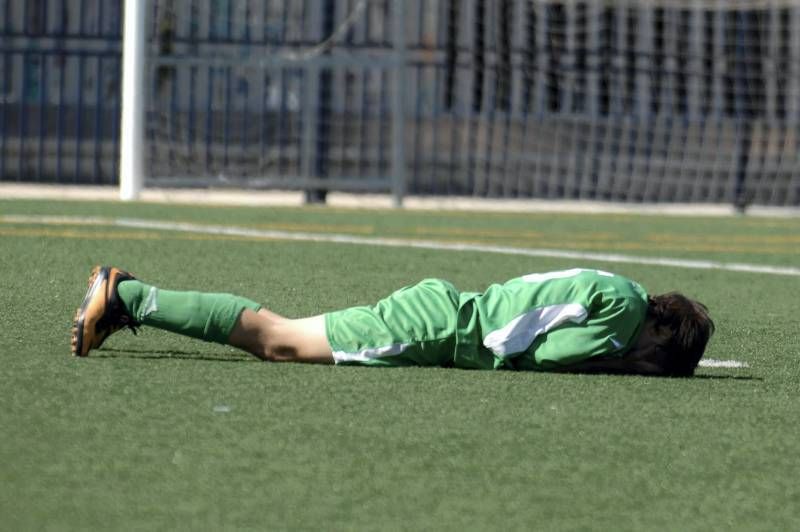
71, 266, 140, 357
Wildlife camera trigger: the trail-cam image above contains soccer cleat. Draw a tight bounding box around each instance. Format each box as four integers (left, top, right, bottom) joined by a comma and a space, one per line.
71, 266, 140, 357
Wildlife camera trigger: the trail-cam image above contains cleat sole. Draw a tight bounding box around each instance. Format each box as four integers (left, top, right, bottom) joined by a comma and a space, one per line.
71, 266, 106, 357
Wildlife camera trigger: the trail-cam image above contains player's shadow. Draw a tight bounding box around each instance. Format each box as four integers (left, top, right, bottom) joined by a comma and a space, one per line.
95, 347, 255, 363
553, 368, 761, 381
90, 350, 763, 379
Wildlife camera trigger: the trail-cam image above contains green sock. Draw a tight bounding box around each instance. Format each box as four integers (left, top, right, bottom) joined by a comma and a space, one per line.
117, 280, 262, 345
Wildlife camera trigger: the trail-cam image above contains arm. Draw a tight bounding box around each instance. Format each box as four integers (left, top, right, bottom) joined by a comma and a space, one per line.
530, 301, 644, 370
531, 322, 634, 370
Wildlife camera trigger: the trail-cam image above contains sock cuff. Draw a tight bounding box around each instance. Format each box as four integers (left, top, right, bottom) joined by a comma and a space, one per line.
206, 296, 262, 344
117, 280, 149, 321
241, 298, 262, 313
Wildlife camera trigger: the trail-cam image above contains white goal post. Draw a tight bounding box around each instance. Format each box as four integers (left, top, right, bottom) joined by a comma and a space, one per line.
119, 0, 147, 201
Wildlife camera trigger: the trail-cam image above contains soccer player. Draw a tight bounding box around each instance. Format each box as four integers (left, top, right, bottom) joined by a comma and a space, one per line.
71, 266, 714, 376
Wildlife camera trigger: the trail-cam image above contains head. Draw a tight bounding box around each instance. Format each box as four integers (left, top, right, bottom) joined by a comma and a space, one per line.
624, 292, 715, 377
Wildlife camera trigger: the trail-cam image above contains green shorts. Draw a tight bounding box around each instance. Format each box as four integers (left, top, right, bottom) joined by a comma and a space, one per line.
325, 279, 463, 367
325, 278, 500, 369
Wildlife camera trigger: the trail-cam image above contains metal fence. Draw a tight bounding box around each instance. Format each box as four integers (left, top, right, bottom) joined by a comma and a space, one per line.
145, 0, 406, 202
2, 0, 800, 206
0, 0, 122, 184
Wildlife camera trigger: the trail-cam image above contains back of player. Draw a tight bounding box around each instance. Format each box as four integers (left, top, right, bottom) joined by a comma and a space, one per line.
454, 268, 649, 370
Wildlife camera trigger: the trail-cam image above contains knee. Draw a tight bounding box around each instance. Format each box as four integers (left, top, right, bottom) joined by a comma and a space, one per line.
256, 322, 299, 362
269, 346, 300, 362
256, 343, 298, 362
249, 316, 330, 363
230, 315, 291, 362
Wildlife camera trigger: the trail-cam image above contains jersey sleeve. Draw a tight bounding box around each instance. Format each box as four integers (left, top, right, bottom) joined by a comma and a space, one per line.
530, 296, 645, 370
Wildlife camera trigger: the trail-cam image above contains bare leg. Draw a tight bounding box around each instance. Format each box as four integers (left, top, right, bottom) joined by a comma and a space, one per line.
228, 308, 334, 364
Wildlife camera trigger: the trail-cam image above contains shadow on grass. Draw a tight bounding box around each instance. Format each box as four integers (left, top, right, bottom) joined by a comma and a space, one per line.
95, 347, 255, 363
90, 350, 762, 379
550, 367, 762, 381
580, 373, 763, 382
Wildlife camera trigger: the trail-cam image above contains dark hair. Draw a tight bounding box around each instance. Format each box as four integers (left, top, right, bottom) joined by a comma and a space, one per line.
646, 292, 715, 377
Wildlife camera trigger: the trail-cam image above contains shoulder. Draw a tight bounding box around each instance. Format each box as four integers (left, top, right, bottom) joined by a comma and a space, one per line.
579, 270, 647, 298
500, 268, 648, 309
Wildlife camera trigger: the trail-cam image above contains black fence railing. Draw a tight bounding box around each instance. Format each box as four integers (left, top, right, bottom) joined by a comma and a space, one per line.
2, 0, 799, 207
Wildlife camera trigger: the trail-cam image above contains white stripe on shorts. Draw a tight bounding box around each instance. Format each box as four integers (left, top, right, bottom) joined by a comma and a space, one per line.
332, 342, 410, 364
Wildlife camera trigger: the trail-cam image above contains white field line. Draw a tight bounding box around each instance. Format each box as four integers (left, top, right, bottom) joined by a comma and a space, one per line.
698, 359, 749, 369
3, 214, 800, 278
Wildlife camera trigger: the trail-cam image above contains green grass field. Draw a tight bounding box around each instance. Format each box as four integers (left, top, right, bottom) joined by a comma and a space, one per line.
1, 199, 799, 531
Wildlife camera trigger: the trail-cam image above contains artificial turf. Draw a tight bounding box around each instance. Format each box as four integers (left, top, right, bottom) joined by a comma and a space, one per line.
0, 199, 798, 530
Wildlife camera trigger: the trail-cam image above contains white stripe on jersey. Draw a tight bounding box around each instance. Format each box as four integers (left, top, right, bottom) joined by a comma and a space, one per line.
482, 303, 588, 358
522, 268, 613, 283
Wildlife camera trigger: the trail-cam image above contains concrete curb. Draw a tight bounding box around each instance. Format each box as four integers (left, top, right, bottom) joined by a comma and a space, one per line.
2, 183, 799, 218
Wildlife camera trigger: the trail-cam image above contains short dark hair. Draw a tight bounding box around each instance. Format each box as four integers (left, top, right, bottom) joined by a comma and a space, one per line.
646, 292, 715, 377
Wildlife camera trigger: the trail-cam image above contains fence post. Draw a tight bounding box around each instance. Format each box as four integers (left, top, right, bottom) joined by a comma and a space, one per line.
119, 0, 147, 201
391, 0, 407, 207
733, 10, 757, 212
306, 0, 335, 204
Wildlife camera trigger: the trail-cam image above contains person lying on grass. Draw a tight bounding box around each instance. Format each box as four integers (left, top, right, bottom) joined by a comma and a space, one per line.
71, 266, 714, 376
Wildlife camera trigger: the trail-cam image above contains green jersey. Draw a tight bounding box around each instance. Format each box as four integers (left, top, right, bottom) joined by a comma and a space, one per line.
325, 268, 648, 371
454, 268, 649, 370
